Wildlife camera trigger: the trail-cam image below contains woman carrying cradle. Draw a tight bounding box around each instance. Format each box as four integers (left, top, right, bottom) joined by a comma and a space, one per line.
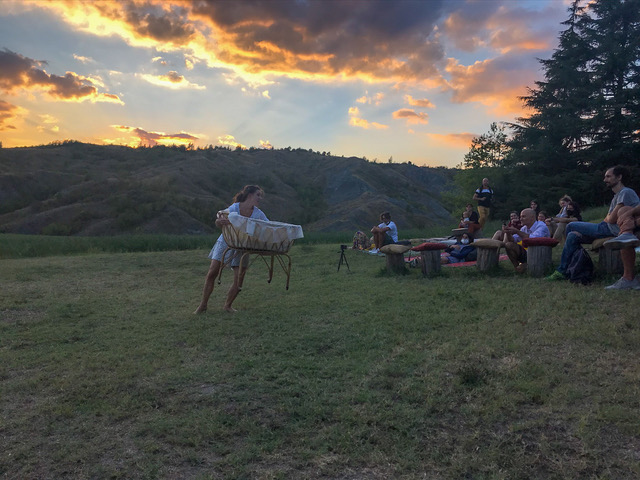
194, 185, 268, 313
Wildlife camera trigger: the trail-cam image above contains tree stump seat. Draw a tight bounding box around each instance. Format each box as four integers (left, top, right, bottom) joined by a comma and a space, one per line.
380, 244, 413, 274
411, 242, 449, 277
473, 239, 504, 272
522, 237, 560, 277
590, 237, 623, 274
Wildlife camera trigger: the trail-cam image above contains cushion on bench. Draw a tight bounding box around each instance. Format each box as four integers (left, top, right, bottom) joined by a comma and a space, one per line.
411, 242, 449, 252
380, 244, 412, 254
473, 239, 504, 249
522, 237, 559, 247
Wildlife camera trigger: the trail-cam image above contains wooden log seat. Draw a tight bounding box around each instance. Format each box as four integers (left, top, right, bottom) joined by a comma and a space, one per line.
472, 239, 504, 272
590, 237, 623, 275
522, 237, 560, 277
411, 242, 449, 276
380, 244, 413, 274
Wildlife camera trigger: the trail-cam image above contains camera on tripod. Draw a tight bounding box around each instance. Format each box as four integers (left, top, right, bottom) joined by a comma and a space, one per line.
337, 244, 350, 271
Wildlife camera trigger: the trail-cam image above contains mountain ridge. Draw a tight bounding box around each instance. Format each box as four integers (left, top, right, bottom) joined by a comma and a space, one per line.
0, 143, 457, 236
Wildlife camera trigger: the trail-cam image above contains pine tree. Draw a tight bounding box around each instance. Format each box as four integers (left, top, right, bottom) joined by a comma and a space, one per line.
509, 0, 640, 172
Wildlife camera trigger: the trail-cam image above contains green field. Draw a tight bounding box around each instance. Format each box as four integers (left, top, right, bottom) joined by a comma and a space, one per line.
2, 235, 640, 478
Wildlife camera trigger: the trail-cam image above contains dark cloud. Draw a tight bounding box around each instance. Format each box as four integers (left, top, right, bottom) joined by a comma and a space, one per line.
0, 48, 121, 101
190, 0, 449, 81
0, 99, 19, 130
122, 2, 196, 43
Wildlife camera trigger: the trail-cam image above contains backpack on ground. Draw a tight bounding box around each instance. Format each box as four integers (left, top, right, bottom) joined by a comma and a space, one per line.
565, 245, 594, 285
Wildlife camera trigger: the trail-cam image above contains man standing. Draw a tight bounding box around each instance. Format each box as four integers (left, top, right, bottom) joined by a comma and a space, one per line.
547, 165, 640, 281
369, 211, 398, 255
502, 208, 550, 273
473, 177, 493, 229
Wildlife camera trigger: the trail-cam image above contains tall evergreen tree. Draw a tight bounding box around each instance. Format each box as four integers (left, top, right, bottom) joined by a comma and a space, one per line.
509, 0, 640, 172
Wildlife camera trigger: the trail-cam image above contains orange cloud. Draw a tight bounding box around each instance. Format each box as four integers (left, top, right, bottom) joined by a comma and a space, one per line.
0, 48, 123, 103
442, 2, 563, 54
426, 132, 475, 149
139, 71, 205, 90
393, 109, 428, 125
27, 0, 447, 87
259, 140, 273, 149
444, 56, 535, 116
218, 134, 246, 149
348, 106, 387, 130
0, 99, 23, 131
405, 95, 434, 108
113, 125, 199, 147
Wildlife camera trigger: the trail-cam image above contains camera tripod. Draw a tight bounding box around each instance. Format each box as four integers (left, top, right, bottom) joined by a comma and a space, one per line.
337, 245, 350, 272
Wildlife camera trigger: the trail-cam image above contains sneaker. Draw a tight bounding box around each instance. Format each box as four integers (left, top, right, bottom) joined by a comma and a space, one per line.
515, 263, 527, 273
368, 248, 380, 254
545, 270, 565, 281
635, 277, 640, 290
603, 233, 640, 250
605, 277, 640, 290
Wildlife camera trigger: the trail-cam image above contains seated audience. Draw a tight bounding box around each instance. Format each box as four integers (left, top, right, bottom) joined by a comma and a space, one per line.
369, 211, 398, 254
530, 199, 541, 217
458, 203, 481, 234
441, 233, 477, 264
492, 211, 522, 241
547, 166, 640, 282
502, 208, 550, 273
547, 201, 582, 240
603, 203, 640, 289
538, 211, 549, 223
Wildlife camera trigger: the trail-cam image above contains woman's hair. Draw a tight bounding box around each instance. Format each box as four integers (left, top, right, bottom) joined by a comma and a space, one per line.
380, 211, 391, 221
567, 201, 581, 215
233, 185, 263, 203
559, 194, 572, 204
538, 210, 548, 218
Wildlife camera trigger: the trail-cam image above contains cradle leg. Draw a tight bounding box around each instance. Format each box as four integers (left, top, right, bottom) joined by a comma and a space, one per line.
268, 254, 275, 283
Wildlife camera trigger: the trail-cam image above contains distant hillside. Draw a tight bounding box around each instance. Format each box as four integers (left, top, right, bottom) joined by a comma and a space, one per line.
0, 142, 457, 236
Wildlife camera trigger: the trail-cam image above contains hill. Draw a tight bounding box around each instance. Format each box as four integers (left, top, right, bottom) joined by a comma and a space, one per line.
0, 142, 457, 235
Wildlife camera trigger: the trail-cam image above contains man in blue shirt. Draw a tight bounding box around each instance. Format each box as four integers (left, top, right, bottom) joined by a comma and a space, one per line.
547, 165, 640, 282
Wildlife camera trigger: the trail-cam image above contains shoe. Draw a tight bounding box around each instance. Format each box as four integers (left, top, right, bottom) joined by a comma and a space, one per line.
368, 248, 379, 254
634, 277, 640, 290
515, 263, 527, 273
545, 270, 565, 281
603, 233, 640, 250
605, 277, 640, 290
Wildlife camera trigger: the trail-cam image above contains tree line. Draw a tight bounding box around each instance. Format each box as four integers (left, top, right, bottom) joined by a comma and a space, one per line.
457, 0, 640, 219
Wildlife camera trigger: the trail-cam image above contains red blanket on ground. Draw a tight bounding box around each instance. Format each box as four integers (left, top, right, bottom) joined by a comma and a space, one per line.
404, 253, 509, 268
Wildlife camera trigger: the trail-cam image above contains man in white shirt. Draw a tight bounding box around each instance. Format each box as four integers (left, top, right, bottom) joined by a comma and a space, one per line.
369, 212, 398, 254
501, 208, 550, 273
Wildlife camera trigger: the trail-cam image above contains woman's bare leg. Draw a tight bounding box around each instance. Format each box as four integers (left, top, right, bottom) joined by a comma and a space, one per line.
194, 260, 222, 314
224, 265, 248, 312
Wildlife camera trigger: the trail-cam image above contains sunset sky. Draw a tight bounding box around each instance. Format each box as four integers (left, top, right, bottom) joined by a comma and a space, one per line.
0, 0, 572, 167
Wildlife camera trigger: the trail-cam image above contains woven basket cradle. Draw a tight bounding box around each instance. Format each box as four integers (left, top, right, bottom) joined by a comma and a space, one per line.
219, 211, 296, 254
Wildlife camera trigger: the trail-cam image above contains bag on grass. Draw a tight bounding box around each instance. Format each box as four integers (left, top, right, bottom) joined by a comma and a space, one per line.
565, 245, 594, 285
352, 230, 370, 250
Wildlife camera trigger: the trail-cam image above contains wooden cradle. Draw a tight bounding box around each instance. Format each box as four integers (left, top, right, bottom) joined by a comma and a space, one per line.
217, 210, 304, 290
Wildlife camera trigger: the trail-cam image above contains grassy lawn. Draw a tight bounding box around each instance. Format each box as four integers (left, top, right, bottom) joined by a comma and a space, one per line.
2, 241, 640, 479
